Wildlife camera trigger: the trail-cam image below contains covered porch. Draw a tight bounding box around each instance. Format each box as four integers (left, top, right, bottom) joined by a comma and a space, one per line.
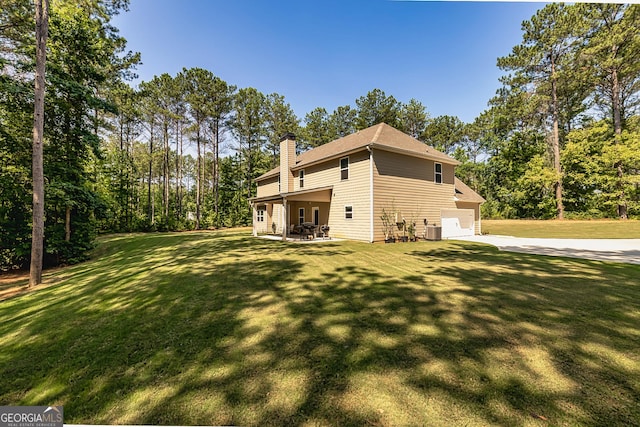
250, 186, 333, 241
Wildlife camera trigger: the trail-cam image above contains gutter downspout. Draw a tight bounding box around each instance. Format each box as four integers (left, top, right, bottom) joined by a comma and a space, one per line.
367, 144, 374, 243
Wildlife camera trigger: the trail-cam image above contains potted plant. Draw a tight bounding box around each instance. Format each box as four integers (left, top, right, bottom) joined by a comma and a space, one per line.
407, 221, 416, 241
271, 221, 276, 234
381, 208, 396, 243
397, 219, 408, 242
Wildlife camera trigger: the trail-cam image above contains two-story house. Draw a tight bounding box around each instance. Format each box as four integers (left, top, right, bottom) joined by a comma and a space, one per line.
249, 122, 485, 242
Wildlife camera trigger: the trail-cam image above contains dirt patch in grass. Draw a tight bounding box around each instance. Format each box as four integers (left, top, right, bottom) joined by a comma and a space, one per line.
0, 267, 65, 301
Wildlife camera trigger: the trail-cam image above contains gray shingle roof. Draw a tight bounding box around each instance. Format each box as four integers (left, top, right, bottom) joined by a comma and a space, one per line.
257, 122, 459, 180
454, 177, 486, 203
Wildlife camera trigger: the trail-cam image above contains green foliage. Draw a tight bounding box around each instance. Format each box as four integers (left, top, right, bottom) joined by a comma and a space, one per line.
300, 107, 330, 150
421, 115, 465, 155
4, 1, 640, 272
264, 93, 300, 165
0, 0, 137, 270
482, 131, 549, 219
328, 105, 357, 139
481, 3, 639, 220
563, 119, 640, 218
512, 155, 558, 219
399, 98, 429, 139
355, 88, 401, 129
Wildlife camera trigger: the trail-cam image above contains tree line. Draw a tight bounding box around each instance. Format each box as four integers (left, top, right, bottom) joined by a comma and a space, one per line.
1, 2, 638, 271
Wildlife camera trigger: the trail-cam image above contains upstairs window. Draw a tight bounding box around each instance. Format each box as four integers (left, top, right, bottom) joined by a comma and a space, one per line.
299, 169, 305, 189
340, 157, 349, 180
435, 162, 442, 184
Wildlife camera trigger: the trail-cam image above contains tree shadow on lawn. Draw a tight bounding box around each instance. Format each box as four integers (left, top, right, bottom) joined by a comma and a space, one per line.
410, 243, 640, 424
1, 235, 639, 426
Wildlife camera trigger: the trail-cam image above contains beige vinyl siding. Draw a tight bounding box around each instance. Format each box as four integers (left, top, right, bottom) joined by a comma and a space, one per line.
253, 203, 284, 234
287, 202, 330, 227
256, 175, 279, 197
271, 203, 284, 233
295, 150, 370, 241
372, 149, 457, 241
327, 150, 371, 241
455, 201, 482, 234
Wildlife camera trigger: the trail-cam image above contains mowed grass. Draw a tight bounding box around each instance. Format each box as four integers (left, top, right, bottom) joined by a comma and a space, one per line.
1, 230, 639, 426
483, 219, 640, 238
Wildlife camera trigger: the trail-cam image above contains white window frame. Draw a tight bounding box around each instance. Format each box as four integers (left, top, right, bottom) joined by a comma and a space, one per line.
345, 205, 353, 220
256, 209, 265, 222
435, 162, 443, 184
340, 157, 349, 181
299, 207, 305, 225
299, 169, 305, 189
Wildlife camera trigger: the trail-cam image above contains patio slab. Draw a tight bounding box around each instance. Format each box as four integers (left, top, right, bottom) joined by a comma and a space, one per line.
257, 234, 342, 243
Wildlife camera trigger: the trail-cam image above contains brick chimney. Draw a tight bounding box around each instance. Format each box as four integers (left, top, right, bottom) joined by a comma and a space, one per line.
280, 132, 296, 193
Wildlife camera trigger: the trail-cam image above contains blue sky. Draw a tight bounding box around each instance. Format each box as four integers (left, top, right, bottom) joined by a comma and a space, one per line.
112, 0, 546, 124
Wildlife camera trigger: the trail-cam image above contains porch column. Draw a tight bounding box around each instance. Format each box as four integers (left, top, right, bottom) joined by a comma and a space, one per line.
282, 198, 288, 241
250, 201, 257, 237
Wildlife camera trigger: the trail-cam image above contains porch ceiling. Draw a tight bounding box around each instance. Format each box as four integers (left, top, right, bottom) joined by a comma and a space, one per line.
283, 186, 333, 203
252, 186, 333, 205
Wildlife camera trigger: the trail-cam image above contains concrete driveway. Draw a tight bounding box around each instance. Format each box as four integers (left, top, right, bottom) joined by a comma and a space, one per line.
455, 235, 640, 265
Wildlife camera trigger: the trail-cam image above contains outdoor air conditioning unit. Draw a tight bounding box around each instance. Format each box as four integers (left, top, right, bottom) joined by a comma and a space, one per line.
426, 225, 442, 241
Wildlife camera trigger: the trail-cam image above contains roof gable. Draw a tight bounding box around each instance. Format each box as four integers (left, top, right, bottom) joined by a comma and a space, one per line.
256, 122, 458, 181
454, 177, 486, 204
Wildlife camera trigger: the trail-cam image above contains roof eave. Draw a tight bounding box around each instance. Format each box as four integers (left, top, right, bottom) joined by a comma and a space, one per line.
370, 143, 460, 165
291, 146, 370, 171
255, 168, 280, 182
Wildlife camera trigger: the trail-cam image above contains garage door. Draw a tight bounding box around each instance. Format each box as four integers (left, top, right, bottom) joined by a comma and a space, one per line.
441, 208, 475, 238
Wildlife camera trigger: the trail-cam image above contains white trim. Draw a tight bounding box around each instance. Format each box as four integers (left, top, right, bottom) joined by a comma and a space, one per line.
251, 202, 257, 237
369, 149, 374, 242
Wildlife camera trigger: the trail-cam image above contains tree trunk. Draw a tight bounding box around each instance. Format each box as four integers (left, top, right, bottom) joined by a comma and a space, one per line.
196, 125, 201, 230
163, 122, 169, 220
213, 120, 220, 228
148, 121, 154, 224
29, 0, 49, 287
550, 58, 564, 220
611, 66, 627, 219
65, 205, 71, 241
175, 119, 181, 219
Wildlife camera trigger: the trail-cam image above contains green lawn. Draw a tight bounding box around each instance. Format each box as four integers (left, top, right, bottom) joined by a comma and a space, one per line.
483, 219, 640, 238
1, 230, 639, 426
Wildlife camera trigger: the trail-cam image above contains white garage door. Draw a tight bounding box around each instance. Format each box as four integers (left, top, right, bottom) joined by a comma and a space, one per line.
441, 208, 475, 238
